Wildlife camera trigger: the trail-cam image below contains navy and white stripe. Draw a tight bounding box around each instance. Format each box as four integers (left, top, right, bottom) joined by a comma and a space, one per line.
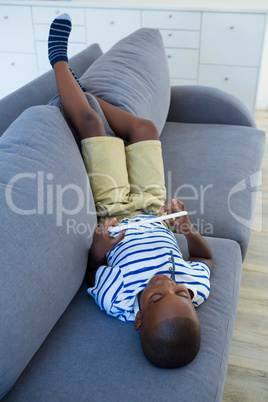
48, 14, 72, 68
48, 14, 88, 92
87, 215, 211, 322
69, 68, 88, 93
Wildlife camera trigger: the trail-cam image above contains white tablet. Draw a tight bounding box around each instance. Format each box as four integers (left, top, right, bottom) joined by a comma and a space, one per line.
108, 211, 188, 233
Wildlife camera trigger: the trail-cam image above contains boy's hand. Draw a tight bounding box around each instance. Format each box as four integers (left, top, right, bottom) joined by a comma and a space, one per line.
158, 199, 213, 271
86, 218, 126, 285
158, 199, 192, 234
90, 218, 126, 265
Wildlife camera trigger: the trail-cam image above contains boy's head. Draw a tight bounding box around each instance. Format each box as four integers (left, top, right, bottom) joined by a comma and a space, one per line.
135, 274, 200, 368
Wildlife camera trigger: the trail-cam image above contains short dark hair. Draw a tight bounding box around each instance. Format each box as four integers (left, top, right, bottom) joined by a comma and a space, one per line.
139, 316, 201, 368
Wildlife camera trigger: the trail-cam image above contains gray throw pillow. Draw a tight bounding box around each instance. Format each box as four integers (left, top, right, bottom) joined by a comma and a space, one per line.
0, 105, 96, 397
79, 28, 170, 136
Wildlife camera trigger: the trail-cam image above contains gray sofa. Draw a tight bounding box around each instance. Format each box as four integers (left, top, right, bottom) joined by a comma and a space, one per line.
0, 28, 265, 401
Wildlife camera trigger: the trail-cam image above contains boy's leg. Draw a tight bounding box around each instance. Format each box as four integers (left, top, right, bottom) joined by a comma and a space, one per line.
48, 14, 105, 140
53, 62, 107, 139
83, 94, 166, 215
48, 13, 87, 93
48, 14, 165, 219
82, 90, 166, 214
90, 96, 160, 144
82, 137, 132, 221
125, 140, 166, 215
49, 15, 158, 144
84, 97, 166, 215
48, 14, 131, 221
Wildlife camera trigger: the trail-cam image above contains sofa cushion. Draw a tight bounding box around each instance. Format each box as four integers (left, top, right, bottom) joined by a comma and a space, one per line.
80, 28, 170, 137
160, 121, 266, 259
0, 105, 97, 398
3, 236, 242, 402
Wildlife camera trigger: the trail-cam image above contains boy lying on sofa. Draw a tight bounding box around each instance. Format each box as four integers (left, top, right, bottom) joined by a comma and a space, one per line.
48, 14, 213, 369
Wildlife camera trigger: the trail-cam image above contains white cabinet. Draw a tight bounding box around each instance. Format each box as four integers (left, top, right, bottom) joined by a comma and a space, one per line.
141, 9, 266, 111
200, 13, 265, 67
0, 1, 267, 111
142, 10, 201, 86
199, 12, 266, 112
166, 49, 199, 80
85, 9, 141, 52
32, 6, 87, 73
199, 64, 259, 111
0, 5, 35, 53
32, 6, 85, 25
0, 53, 38, 98
160, 30, 200, 49
142, 10, 201, 30
0, 5, 38, 98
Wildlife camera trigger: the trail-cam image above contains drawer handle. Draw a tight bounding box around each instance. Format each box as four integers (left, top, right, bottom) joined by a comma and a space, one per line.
167, 55, 172, 59
230, 26, 234, 30
168, 33, 172, 37
55, 10, 60, 15
168, 14, 173, 18
4, 15, 8, 19
11, 62, 15, 66
110, 21, 115, 25
225, 77, 229, 81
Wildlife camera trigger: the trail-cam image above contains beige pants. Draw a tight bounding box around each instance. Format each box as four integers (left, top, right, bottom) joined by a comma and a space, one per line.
81, 137, 166, 222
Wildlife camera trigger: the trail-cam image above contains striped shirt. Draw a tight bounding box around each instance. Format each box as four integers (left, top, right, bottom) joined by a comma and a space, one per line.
87, 215, 211, 322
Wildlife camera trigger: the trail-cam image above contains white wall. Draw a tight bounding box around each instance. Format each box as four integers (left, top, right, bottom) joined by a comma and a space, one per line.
257, 14, 268, 110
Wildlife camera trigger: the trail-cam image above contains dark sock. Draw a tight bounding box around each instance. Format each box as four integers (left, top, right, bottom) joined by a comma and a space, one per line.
69, 68, 87, 93
48, 13, 87, 92
48, 13, 72, 68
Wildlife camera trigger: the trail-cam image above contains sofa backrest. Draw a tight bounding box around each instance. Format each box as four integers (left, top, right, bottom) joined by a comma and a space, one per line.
0, 43, 103, 137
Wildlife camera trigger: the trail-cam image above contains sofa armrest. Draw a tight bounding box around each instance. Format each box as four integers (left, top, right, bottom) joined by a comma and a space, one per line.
167, 85, 256, 128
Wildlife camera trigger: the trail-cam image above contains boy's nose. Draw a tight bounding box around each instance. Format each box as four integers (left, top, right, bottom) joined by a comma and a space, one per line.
162, 280, 176, 290
151, 275, 176, 287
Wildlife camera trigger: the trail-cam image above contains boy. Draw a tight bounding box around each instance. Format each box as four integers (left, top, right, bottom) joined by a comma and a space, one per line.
48, 14, 213, 368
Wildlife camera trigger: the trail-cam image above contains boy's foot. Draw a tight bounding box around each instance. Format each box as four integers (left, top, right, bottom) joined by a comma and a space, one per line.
48, 13, 72, 68
48, 13, 87, 92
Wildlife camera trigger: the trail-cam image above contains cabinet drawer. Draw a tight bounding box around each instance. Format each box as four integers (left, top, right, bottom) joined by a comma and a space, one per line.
32, 6, 85, 25
86, 9, 141, 52
0, 6, 35, 53
0, 52, 38, 94
34, 24, 86, 43
142, 10, 201, 30
200, 13, 266, 67
160, 30, 200, 49
198, 64, 258, 112
36, 41, 86, 71
166, 49, 199, 79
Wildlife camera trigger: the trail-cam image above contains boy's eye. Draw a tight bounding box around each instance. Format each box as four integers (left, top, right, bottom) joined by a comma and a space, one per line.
176, 291, 189, 298
149, 290, 189, 304
149, 293, 163, 303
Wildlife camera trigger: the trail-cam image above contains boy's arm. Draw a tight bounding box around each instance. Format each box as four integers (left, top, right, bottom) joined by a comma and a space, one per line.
86, 218, 126, 286
180, 224, 213, 271
158, 199, 213, 272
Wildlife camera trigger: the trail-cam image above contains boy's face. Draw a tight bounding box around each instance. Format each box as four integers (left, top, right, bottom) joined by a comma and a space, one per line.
135, 274, 198, 330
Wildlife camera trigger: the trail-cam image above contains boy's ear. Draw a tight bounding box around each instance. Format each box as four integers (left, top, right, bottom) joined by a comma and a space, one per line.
135, 311, 142, 331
